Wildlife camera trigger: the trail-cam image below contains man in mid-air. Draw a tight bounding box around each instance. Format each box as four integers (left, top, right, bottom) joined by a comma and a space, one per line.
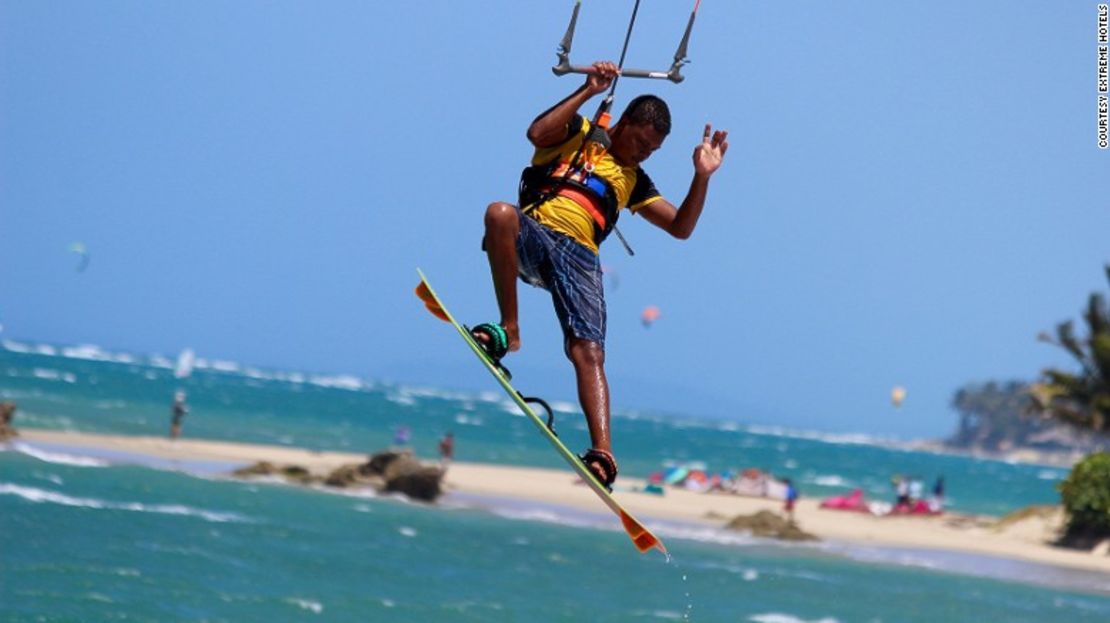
473, 60, 729, 489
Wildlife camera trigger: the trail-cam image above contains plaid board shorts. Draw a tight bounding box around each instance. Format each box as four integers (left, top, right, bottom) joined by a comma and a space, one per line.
516, 210, 606, 348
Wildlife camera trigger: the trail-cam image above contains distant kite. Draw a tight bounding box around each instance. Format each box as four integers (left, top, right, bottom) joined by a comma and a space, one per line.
891, 386, 906, 408
641, 305, 661, 328
174, 348, 196, 380
69, 242, 90, 272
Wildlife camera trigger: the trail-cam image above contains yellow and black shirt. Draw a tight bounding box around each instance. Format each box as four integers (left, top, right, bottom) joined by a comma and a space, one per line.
525, 115, 662, 254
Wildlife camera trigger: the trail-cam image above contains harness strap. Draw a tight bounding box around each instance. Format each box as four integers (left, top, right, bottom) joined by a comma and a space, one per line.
547, 186, 608, 231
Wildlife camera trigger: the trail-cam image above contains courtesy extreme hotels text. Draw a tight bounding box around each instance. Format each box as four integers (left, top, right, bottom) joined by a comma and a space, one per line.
1099, 4, 1108, 148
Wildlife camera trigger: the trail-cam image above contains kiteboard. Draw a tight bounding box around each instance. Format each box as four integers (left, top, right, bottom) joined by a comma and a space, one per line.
414, 268, 666, 554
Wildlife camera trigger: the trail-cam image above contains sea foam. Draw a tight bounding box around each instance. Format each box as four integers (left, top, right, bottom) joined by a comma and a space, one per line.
12, 442, 109, 467
0, 483, 252, 523
749, 614, 840, 623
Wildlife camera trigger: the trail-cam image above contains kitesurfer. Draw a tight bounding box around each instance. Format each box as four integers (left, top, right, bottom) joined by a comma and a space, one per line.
169, 391, 188, 440
474, 60, 729, 489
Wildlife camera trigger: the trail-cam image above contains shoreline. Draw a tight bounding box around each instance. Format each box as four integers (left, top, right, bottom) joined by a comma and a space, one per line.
7, 428, 1110, 581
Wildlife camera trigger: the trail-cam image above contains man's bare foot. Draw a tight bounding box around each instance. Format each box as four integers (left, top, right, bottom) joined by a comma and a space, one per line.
581, 448, 618, 488
470, 322, 521, 355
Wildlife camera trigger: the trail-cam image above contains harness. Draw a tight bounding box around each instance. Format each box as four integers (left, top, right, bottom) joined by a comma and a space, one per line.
518, 128, 623, 244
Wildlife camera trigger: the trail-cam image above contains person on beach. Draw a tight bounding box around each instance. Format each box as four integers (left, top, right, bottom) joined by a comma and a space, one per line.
169, 391, 188, 440
474, 60, 729, 490
783, 478, 798, 522
438, 432, 454, 464
893, 475, 910, 508
908, 476, 924, 503
929, 475, 946, 512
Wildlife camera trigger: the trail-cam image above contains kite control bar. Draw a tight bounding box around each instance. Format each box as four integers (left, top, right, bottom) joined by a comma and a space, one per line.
552, 0, 699, 84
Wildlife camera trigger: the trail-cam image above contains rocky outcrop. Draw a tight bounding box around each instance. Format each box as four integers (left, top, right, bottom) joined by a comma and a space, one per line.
724, 510, 818, 541
0, 402, 18, 442
231, 461, 323, 485
231, 449, 445, 503
379, 454, 444, 502
323, 463, 381, 488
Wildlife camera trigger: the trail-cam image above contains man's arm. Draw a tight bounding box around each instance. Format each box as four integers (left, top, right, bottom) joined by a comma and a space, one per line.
527, 61, 618, 148
638, 124, 729, 239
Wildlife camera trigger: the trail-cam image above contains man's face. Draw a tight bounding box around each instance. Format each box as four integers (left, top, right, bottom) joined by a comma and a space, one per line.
610, 122, 667, 166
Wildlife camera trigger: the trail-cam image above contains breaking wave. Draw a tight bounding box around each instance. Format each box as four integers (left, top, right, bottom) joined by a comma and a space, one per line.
0, 483, 252, 523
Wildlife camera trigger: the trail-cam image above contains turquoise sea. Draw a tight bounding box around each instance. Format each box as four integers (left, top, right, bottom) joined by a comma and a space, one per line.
2, 341, 1109, 622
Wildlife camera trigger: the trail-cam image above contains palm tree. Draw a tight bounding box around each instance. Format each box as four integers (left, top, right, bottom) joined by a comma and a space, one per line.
1029, 265, 1110, 432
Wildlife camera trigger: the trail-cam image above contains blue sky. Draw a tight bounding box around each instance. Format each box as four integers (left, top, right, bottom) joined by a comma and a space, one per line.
2, 1, 1107, 438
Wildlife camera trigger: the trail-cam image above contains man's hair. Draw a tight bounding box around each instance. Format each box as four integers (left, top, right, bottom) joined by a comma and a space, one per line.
620, 95, 671, 135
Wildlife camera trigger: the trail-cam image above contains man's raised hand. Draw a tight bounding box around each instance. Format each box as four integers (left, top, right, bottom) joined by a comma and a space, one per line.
693, 124, 728, 177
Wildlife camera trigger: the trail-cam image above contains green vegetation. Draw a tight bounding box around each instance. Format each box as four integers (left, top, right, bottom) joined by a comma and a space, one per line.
1024, 265, 1110, 547
1029, 265, 1110, 432
949, 381, 1055, 451
1056, 452, 1110, 546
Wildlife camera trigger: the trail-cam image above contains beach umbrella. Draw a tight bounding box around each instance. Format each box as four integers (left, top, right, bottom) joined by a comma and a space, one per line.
663, 466, 688, 485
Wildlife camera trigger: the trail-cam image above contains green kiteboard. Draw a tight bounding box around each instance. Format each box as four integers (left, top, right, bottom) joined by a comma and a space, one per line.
414, 268, 666, 554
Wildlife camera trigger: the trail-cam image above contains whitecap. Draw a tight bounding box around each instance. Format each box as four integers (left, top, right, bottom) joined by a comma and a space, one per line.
286, 598, 324, 614
92, 400, 128, 410
498, 400, 526, 417
629, 610, 683, 620
484, 505, 618, 534
0, 483, 251, 523
654, 524, 760, 547
744, 424, 896, 446
398, 526, 417, 537
454, 413, 484, 426
33, 472, 65, 485
60, 344, 113, 362
749, 614, 840, 623
386, 392, 416, 407
308, 374, 364, 391
2, 340, 58, 356
31, 368, 77, 383
810, 475, 851, 488
550, 401, 580, 414
1, 339, 34, 353
13, 443, 109, 467
208, 359, 242, 373
85, 592, 114, 604
477, 390, 503, 403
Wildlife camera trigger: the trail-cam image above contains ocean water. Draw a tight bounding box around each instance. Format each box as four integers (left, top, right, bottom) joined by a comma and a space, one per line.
2, 341, 1109, 622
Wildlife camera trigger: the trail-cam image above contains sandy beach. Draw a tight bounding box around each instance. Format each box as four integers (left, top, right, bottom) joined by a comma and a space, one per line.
13, 428, 1110, 576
